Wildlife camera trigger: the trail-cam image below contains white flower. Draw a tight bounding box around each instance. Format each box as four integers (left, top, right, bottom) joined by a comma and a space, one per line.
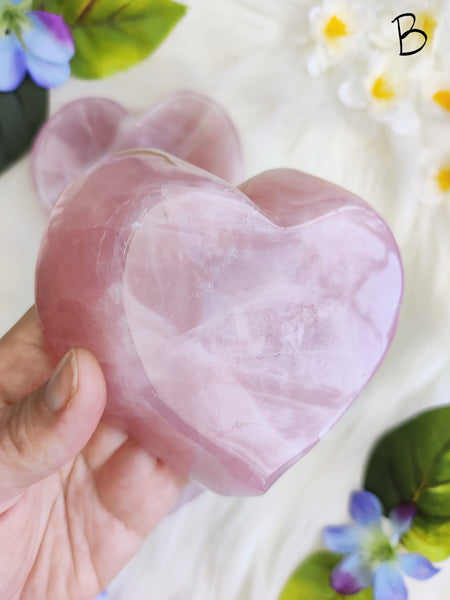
334, 0, 450, 136
419, 144, 450, 205
306, 1, 373, 76
419, 70, 450, 118
338, 53, 421, 135
417, 3, 450, 118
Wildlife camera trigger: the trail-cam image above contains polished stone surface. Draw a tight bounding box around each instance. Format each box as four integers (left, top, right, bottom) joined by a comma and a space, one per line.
35, 151, 403, 495
31, 92, 244, 213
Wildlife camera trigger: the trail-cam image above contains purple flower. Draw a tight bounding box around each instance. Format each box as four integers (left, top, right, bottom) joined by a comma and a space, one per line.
95, 592, 108, 600
0, 0, 74, 91
323, 491, 439, 599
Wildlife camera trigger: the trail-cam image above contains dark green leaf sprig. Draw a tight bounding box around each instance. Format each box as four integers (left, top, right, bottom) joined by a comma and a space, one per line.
279, 406, 449, 599
365, 406, 450, 562
0, 76, 48, 174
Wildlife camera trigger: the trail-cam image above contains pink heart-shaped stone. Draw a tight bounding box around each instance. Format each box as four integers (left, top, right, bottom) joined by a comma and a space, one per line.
35, 150, 403, 496
31, 91, 244, 213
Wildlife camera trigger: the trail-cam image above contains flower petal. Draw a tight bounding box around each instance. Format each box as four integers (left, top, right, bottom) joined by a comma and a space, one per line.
23, 12, 74, 64
373, 563, 407, 600
0, 34, 26, 92
26, 53, 70, 88
95, 592, 108, 600
338, 77, 367, 109
383, 103, 421, 136
330, 554, 372, 595
350, 490, 382, 526
399, 553, 439, 580
322, 525, 360, 553
389, 503, 416, 539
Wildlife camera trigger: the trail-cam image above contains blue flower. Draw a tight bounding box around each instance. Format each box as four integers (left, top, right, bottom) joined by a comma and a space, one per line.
0, 0, 74, 91
323, 490, 439, 599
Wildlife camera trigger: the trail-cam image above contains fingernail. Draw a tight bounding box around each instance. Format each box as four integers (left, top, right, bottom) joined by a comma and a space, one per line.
46, 349, 79, 412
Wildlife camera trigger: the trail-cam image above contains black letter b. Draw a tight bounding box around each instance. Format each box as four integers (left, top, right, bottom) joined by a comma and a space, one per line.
392, 13, 428, 56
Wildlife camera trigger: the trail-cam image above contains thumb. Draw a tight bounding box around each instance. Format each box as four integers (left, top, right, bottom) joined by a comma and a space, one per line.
0, 348, 107, 508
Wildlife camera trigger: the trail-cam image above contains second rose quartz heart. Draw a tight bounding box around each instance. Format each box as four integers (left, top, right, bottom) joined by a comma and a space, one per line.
32, 91, 244, 213
35, 150, 403, 495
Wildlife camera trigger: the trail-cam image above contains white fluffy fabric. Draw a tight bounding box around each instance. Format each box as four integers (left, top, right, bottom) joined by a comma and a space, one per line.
1, 1, 449, 598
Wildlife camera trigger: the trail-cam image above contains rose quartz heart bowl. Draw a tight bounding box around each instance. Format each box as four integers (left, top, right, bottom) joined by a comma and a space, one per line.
32, 91, 243, 214
34, 95, 403, 496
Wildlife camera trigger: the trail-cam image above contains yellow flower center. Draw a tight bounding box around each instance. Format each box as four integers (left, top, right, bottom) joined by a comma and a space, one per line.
323, 15, 348, 40
417, 11, 437, 42
371, 76, 395, 101
433, 91, 450, 112
435, 168, 450, 192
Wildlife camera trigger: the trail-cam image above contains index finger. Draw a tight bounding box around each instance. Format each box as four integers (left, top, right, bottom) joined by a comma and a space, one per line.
0, 307, 53, 404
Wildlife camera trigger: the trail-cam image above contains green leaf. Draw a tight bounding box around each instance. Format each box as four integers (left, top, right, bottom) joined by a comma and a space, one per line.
278, 551, 373, 600
364, 405, 450, 561
0, 76, 48, 175
33, 0, 187, 79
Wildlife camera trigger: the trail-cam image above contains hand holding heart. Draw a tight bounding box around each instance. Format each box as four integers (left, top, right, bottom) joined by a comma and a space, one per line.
0, 91, 402, 600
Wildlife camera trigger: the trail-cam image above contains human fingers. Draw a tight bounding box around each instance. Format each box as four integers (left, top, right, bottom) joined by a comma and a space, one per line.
0, 307, 52, 403
79, 437, 186, 589
93, 437, 186, 540
0, 347, 106, 510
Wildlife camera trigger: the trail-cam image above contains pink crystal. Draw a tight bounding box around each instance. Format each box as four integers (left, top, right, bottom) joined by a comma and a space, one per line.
32, 92, 243, 214
35, 151, 403, 495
